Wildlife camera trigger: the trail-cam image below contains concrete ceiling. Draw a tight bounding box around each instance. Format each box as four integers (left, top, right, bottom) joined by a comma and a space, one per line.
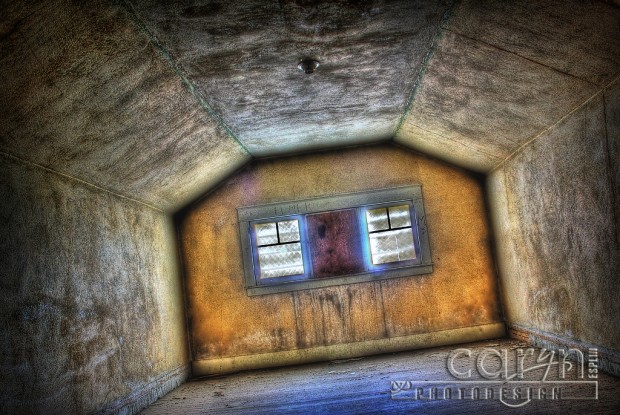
1, 0, 619, 211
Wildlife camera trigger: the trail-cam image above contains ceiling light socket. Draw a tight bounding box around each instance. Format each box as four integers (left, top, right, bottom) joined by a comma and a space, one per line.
298, 59, 320, 74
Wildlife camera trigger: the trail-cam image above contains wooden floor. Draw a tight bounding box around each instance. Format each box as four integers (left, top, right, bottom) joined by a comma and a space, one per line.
142, 339, 620, 414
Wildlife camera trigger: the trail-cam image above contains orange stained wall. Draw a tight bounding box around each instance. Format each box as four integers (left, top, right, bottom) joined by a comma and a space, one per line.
179, 145, 502, 363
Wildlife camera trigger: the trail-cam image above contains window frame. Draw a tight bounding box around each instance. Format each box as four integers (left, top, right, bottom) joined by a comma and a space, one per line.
249, 216, 310, 283
238, 186, 432, 296
361, 202, 422, 269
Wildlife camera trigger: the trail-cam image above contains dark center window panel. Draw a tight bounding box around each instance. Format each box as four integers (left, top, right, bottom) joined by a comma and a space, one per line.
306, 209, 365, 278
238, 186, 432, 296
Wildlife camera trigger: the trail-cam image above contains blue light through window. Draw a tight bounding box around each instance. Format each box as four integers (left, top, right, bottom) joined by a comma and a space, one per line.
254, 220, 304, 278
365, 205, 416, 265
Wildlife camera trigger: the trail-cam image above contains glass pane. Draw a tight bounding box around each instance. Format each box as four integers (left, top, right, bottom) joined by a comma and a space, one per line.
388, 205, 412, 228
277, 220, 300, 243
394, 228, 416, 261
366, 207, 389, 232
369, 228, 416, 265
257, 242, 304, 278
369, 232, 399, 264
254, 222, 278, 246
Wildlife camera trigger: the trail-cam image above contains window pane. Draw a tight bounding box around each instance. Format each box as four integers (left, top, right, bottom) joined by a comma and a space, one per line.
366, 207, 389, 232
388, 205, 412, 228
369, 228, 416, 265
254, 222, 278, 246
257, 242, 304, 278
277, 220, 300, 243
394, 228, 416, 261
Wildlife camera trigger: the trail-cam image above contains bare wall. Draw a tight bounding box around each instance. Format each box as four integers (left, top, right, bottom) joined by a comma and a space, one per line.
0, 155, 189, 414
488, 78, 620, 372
179, 145, 503, 374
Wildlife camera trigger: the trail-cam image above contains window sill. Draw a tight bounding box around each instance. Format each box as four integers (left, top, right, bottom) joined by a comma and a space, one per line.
245, 263, 433, 296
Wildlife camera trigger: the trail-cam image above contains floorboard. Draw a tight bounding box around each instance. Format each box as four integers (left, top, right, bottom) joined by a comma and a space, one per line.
141, 339, 620, 414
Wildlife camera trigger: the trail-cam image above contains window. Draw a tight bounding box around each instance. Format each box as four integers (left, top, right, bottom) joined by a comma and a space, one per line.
238, 186, 432, 296
365, 205, 416, 265
254, 220, 304, 279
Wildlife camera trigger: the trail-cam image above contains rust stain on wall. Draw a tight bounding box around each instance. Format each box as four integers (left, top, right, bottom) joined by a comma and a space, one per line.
179, 144, 501, 362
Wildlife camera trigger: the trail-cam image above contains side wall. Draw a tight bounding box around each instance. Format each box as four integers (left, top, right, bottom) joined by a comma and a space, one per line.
180, 145, 504, 375
0, 155, 189, 414
489, 78, 620, 375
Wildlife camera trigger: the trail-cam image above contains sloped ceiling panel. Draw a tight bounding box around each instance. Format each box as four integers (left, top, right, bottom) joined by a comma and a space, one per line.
0, 0, 250, 212
1, 0, 618, 208
396, 0, 620, 172
128, 0, 453, 156
448, 0, 620, 87
396, 31, 598, 172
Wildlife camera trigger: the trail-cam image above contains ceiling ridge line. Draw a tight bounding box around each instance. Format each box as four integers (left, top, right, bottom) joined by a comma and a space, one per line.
0, 150, 164, 213
403, 123, 501, 160
489, 73, 620, 174
392, 0, 462, 139
116, 0, 253, 157
443, 28, 600, 89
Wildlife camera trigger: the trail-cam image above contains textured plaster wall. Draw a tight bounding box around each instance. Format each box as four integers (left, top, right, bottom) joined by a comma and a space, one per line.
179, 145, 501, 366
489, 78, 620, 351
0, 155, 189, 414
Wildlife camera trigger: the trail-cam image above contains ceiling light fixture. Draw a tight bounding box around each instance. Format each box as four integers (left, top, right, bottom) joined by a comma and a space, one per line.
297, 59, 320, 74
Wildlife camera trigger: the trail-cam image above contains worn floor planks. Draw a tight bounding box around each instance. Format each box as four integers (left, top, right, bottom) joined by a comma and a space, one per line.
141, 339, 620, 414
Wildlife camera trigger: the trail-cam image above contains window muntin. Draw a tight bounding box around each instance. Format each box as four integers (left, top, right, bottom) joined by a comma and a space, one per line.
238, 186, 432, 296
253, 219, 304, 279
365, 205, 416, 265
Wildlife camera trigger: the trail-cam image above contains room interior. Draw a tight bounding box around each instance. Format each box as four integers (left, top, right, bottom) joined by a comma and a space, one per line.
1, 0, 619, 413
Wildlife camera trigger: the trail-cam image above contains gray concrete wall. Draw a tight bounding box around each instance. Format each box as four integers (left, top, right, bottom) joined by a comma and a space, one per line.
0, 154, 189, 414
489, 78, 620, 372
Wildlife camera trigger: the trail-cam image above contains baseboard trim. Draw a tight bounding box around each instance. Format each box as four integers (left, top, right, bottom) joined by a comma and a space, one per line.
508, 324, 620, 378
192, 323, 505, 376
95, 364, 190, 415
